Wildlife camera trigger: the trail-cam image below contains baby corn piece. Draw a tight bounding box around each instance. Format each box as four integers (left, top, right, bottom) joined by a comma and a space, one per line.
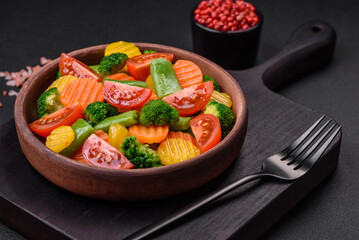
157, 138, 200, 165
105, 41, 142, 58
46, 126, 75, 153
211, 90, 232, 108
46, 75, 78, 92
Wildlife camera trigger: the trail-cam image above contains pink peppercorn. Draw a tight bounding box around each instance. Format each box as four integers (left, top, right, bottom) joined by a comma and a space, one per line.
194, 0, 259, 32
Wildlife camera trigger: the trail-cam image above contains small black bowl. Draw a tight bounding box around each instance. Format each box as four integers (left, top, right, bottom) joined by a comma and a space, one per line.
191, 2, 263, 70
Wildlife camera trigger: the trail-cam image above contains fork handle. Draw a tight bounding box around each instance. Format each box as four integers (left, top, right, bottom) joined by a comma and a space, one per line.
124, 172, 270, 240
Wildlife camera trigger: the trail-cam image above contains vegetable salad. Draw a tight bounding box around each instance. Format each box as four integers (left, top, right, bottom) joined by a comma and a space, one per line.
28, 41, 236, 169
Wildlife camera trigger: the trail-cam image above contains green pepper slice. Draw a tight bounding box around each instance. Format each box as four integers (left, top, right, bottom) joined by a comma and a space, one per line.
60, 118, 94, 157
94, 110, 139, 133
150, 58, 182, 99
169, 116, 192, 131
104, 79, 147, 88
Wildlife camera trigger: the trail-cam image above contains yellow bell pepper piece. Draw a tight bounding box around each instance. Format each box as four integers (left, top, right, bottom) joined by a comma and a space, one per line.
109, 123, 131, 149
46, 126, 75, 153
157, 138, 200, 165
145, 75, 157, 95
46, 75, 78, 92
211, 90, 233, 108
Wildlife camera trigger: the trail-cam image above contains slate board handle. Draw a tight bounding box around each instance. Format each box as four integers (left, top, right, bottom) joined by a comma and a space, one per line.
261, 21, 336, 91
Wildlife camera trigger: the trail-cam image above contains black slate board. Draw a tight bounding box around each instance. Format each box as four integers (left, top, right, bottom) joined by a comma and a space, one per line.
0, 22, 342, 240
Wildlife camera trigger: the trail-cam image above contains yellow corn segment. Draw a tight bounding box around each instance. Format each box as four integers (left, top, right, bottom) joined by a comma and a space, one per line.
105, 41, 142, 58
145, 75, 157, 95
46, 126, 75, 153
46, 75, 78, 92
211, 90, 233, 108
109, 123, 131, 149
157, 138, 200, 165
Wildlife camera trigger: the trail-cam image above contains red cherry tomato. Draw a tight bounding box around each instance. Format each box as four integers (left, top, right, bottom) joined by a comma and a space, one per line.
127, 53, 174, 81
162, 81, 213, 116
59, 53, 102, 82
82, 134, 133, 169
190, 114, 221, 152
103, 80, 152, 108
29, 103, 83, 137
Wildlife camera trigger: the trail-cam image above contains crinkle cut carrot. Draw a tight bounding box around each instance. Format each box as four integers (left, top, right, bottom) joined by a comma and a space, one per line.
167, 131, 199, 149
60, 78, 104, 109
173, 60, 203, 89
107, 73, 135, 81
129, 124, 169, 144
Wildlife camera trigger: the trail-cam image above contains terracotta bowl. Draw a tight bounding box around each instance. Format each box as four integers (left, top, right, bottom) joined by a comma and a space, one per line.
14, 43, 248, 201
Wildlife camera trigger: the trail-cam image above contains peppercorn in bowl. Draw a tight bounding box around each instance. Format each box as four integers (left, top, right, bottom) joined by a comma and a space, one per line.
191, 0, 263, 69
14, 42, 247, 201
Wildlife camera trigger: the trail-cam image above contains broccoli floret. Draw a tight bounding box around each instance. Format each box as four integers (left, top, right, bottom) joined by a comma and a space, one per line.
84, 102, 119, 125
203, 75, 221, 92
203, 99, 235, 138
37, 87, 64, 118
121, 135, 162, 168
98, 53, 129, 77
56, 70, 61, 79
140, 99, 179, 126
143, 49, 157, 54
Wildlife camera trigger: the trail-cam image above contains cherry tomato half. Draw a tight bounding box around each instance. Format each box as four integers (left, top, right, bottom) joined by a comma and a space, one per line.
29, 103, 83, 137
162, 81, 213, 116
103, 80, 152, 109
190, 114, 221, 152
59, 53, 102, 82
127, 53, 174, 81
82, 134, 133, 169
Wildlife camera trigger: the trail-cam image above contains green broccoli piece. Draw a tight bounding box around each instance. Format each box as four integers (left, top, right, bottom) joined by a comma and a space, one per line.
203, 100, 235, 138
37, 87, 64, 118
143, 49, 157, 54
121, 135, 162, 168
84, 102, 119, 125
140, 99, 179, 126
98, 53, 129, 77
56, 70, 61, 79
203, 75, 221, 92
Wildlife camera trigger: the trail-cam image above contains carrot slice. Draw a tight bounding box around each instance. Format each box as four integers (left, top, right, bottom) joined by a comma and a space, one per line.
107, 73, 135, 81
129, 124, 169, 144
94, 130, 109, 142
173, 60, 203, 89
60, 78, 104, 109
167, 131, 199, 149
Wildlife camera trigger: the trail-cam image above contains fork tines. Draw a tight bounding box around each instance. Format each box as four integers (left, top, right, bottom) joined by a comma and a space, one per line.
281, 115, 341, 171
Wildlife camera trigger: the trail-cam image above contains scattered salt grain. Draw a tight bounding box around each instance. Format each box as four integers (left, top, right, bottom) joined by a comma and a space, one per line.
40, 57, 52, 66
6, 80, 16, 87
8, 90, 18, 96
0, 57, 52, 104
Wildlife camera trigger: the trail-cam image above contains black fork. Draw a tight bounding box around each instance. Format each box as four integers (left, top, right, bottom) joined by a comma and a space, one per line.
124, 115, 341, 240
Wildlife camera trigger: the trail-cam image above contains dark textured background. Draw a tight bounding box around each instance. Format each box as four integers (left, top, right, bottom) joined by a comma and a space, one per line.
0, 0, 358, 239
